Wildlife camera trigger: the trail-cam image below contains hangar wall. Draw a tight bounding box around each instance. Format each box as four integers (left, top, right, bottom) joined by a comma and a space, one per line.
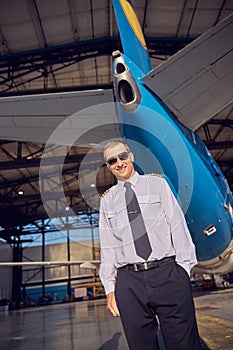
0, 242, 12, 300
22, 240, 100, 284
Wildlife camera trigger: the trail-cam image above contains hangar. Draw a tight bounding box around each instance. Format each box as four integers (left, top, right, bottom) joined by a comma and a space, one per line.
0, 1, 233, 349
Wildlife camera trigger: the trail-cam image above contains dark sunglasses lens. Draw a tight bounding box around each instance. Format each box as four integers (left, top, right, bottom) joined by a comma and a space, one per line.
107, 158, 117, 166
118, 152, 129, 160
107, 152, 129, 165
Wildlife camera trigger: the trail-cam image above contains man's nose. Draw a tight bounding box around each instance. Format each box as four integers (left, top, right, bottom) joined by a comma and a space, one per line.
116, 157, 123, 166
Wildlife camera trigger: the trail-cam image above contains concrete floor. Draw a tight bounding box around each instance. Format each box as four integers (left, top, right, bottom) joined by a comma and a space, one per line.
0, 288, 232, 350
194, 288, 233, 350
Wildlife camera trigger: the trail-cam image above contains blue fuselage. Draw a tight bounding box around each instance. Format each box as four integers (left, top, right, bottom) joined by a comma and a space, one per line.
114, 54, 233, 263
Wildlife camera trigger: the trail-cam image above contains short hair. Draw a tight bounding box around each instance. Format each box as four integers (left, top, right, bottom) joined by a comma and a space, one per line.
103, 139, 131, 160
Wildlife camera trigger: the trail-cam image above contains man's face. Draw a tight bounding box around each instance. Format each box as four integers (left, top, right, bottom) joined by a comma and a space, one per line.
105, 143, 135, 182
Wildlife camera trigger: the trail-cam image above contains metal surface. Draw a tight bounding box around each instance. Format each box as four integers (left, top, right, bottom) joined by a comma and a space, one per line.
2, 0, 232, 96
143, 13, 233, 131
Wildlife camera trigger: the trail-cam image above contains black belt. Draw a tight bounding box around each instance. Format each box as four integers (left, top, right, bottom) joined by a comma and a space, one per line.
119, 256, 175, 272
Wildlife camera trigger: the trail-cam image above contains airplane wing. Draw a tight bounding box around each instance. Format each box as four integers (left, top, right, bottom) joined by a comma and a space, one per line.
0, 89, 120, 145
0, 260, 100, 266
143, 13, 233, 131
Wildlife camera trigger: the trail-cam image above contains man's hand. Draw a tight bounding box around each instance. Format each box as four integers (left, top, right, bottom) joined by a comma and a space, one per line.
107, 291, 120, 316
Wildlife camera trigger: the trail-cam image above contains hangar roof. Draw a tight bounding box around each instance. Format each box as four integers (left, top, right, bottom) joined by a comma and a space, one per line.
0, 0, 232, 236
1, 0, 233, 94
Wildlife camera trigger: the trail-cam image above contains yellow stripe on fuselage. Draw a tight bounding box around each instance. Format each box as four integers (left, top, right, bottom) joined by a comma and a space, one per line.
119, 0, 147, 49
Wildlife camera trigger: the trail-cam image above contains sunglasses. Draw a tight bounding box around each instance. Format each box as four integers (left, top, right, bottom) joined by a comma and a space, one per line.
106, 151, 130, 166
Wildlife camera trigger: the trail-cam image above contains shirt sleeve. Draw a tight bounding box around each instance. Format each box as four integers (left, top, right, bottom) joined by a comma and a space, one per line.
99, 198, 117, 295
160, 178, 198, 275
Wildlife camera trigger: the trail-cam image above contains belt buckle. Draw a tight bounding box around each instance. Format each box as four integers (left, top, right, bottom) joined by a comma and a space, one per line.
133, 262, 149, 271
133, 262, 150, 271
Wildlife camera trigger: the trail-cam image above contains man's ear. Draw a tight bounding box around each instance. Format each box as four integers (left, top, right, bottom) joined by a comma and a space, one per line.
130, 152, 134, 162
106, 162, 111, 171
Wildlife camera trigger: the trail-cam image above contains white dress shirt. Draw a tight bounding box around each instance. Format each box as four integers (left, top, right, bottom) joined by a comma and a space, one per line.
99, 172, 197, 295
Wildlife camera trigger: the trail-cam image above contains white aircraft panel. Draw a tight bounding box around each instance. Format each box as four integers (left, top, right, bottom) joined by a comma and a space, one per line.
0, 117, 15, 127
0, 89, 120, 145
13, 116, 66, 128
170, 69, 233, 130
0, 90, 113, 115
143, 13, 233, 131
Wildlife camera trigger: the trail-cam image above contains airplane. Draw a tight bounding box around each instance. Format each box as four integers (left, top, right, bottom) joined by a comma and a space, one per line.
0, 260, 100, 267
110, 0, 233, 274
0, 0, 233, 276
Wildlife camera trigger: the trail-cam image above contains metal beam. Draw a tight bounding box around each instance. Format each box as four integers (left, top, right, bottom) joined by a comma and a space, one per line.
204, 140, 233, 150
0, 165, 78, 189
0, 152, 103, 171
206, 119, 233, 127
0, 36, 194, 95
0, 184, 108, 204
217, 159, 233, 167
0, 205, 99, 232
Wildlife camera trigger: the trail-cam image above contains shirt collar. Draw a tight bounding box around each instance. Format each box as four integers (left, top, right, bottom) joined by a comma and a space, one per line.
117, 171, 139, 189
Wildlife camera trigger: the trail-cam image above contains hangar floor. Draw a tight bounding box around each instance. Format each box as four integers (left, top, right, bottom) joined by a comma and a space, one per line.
0, 288, 232, 350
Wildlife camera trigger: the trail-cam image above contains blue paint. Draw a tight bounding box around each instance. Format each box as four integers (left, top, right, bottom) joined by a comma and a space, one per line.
111, 0, 233, 266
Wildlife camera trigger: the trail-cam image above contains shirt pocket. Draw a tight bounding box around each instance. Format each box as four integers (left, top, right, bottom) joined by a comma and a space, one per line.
107, 212, 127, 241
137, 194, 163, 222
107, 212, 117, 228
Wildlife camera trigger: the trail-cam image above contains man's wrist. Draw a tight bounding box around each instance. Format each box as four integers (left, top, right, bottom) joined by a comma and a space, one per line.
104, 283, 115, 295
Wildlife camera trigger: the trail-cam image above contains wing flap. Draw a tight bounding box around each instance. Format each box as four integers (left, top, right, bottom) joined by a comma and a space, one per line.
143, 13, 233, 130
0, 90, 119, 145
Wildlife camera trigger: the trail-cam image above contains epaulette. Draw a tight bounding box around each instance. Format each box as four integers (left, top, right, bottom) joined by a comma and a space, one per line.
100, 188, 110, 199
150, 173, 163, 178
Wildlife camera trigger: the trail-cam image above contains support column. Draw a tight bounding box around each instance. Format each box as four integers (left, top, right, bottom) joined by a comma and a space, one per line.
41, 222, 45, 297
66, 215, 71, 302
12, 236, 22, 309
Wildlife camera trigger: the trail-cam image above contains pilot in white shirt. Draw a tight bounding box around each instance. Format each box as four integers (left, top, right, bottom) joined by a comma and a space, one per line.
99, 140, 201, 350
100, 171, 197, 294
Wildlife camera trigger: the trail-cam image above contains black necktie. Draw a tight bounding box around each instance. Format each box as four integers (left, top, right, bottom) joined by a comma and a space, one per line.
124, 182, 152, 260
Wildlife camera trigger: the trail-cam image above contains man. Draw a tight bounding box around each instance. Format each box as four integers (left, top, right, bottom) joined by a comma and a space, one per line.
99, 140, 201, 350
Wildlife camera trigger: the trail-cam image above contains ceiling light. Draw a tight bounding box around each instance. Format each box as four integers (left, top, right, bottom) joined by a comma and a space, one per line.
18, 190, 24, 195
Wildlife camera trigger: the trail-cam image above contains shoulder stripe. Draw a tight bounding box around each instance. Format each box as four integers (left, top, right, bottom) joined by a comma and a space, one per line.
100, 188, 110, 198
149, 173, 164, 178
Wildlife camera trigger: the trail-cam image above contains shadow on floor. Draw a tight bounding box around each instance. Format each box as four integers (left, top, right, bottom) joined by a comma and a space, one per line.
200, 337, 212, 350
97, 329, 210, 350
97, 332, 122, 350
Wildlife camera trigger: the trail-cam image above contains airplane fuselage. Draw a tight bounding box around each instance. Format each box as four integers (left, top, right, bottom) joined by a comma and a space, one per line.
113, 52, 233, 273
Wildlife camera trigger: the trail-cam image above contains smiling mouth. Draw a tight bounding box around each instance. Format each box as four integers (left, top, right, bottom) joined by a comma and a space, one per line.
116, 165, 126, 171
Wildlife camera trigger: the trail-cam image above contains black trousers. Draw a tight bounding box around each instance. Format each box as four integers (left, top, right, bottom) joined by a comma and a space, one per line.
115, 257, 201, 350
